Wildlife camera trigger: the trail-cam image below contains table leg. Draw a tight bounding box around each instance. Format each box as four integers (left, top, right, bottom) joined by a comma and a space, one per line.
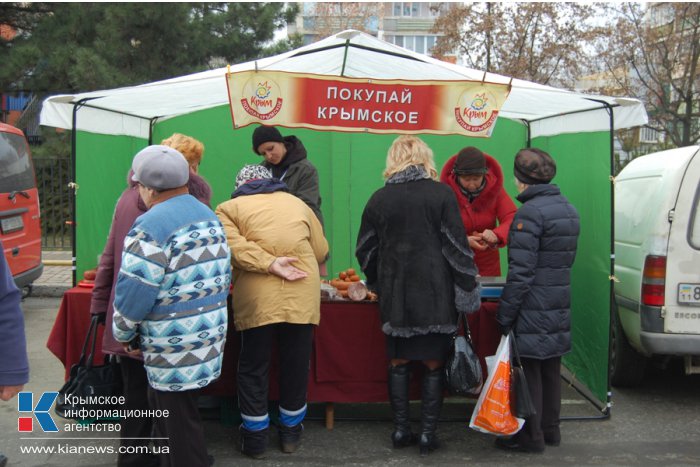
325, 402, 335, 430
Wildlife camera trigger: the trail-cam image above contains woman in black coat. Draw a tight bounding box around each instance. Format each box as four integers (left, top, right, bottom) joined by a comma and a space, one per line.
356, 135, 481, 455
496, 148, 580, 453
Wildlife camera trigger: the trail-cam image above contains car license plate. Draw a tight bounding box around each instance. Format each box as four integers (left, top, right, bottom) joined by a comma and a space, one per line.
0, 215, 23, 234
678, 284, 700, 306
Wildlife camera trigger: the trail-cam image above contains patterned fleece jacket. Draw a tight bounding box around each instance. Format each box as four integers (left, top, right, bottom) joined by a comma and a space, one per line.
113, 194, 231, 392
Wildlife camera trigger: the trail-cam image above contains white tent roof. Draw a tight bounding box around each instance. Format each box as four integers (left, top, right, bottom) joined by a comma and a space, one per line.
40, 30, 647, 139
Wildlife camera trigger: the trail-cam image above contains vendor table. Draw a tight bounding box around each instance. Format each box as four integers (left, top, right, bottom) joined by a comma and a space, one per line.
47, 279, 503, 428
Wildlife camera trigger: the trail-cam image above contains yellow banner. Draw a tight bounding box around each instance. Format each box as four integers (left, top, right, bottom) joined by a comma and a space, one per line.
226, 71, 511, 137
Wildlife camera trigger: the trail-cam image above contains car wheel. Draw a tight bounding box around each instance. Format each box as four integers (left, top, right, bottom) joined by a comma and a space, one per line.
610, 301, 647, 387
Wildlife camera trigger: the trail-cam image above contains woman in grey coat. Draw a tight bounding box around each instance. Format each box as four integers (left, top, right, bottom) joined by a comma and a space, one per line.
496, 148, 580, 453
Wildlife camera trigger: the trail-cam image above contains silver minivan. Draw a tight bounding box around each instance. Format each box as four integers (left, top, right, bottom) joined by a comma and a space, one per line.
612, 145, 700, 387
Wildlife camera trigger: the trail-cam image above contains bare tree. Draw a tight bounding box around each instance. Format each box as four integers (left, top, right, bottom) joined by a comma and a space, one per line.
431, 2, 599, 87
311, 2, 383, 40
596, 3, 700, 147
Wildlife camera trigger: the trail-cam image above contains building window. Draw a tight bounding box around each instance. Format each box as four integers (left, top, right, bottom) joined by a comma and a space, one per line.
393, 2, 420, 17
388, 35, 438, 54
639, 126, 661, 143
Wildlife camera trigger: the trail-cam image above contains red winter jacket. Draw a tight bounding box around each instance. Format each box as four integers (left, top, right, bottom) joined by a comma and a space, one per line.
440, 153, 516, 277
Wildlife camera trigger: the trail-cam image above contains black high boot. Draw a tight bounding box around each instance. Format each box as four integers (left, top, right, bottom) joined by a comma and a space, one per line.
419, 367, 444, 456
388, 364, 417, 448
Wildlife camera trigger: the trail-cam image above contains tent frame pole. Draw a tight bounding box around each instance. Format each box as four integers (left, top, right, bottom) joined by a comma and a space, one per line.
525, 99, 616, 421
583, 98, 616, 420
340, 40, 351, 77
68, 102, 157, 285
69, 98, 98, 287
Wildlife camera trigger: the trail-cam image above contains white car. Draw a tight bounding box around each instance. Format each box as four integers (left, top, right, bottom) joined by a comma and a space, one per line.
612, 145, 700, 387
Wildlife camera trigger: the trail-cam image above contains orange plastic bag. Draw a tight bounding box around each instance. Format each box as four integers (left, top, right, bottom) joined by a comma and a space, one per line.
469, 334, 525, 435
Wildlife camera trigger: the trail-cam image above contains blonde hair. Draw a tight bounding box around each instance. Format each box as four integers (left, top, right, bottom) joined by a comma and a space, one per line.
383, 135, 438, 180
161, 133, 204, 170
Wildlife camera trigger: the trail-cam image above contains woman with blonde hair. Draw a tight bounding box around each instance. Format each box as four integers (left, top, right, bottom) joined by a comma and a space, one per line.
356, 135, 481, 455
161, 133, 212, 205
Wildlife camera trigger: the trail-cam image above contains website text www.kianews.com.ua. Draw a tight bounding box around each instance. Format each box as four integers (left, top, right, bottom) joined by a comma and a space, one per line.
20, 443, 168, 456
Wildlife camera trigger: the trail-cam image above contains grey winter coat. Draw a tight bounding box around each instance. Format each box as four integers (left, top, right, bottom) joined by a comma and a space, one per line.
496, 184, 580, 359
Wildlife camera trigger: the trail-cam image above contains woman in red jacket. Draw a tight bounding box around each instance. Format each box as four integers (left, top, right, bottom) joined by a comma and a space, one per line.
440, 146, 516, 376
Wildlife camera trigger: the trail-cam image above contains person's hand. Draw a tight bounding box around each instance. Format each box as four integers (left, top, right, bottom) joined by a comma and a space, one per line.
318, 262, 328, 277
500, 325, 512, 336
480, 229, 498, 247
0, 385, 25, 401
268, 257, 308, 281
468, 233, 488, 251
122, 342, 143, 358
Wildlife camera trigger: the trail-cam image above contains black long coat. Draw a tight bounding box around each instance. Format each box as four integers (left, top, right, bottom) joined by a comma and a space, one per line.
356, 168, 481, 337
496, 184, 580, 359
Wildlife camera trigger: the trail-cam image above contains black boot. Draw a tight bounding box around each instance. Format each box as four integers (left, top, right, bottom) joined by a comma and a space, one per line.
240, 426, 269, 459
419, 367, 444, 456
388, 364, 417, 448
278, 423, 303, 453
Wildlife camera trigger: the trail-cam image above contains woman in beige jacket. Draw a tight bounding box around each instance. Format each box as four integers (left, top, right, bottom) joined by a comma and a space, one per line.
215, 165, 328, 459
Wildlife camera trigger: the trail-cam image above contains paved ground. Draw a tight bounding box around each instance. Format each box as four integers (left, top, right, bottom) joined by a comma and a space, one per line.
3, 294, 700, 466
29, 250, 72, 298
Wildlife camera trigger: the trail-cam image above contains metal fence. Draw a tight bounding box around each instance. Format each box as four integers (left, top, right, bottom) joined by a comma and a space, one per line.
33, 157, 72, 250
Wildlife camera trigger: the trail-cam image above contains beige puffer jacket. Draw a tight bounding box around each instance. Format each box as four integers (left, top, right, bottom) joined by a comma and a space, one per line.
215, 191, 329, 331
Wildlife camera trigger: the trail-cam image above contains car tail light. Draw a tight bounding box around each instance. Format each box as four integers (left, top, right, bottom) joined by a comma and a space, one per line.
641, 255, 666, 306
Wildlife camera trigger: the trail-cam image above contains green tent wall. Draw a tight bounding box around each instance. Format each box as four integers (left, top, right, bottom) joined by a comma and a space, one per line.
73, 107, 611, 405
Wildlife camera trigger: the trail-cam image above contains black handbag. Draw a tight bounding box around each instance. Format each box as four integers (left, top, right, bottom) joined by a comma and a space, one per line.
445, 312, 483, 396
509, 331, 536, 419
55, 315, 123, 420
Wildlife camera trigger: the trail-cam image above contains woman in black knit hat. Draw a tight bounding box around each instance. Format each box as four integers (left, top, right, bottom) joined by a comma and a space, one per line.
251, 126, 323, 226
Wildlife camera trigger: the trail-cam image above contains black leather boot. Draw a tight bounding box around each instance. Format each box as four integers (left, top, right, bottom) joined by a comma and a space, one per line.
388, 364, 417, 448
419, 366, 444, 455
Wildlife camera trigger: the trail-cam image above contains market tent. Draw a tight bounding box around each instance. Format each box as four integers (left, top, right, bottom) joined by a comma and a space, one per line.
40, 30, 648, 410
42, 30, 645, 139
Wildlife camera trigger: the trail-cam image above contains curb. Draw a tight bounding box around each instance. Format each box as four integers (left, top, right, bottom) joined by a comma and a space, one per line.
28, 284, 71, 298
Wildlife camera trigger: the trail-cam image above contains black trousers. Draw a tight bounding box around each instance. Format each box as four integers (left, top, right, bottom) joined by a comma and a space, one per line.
237, 323, 313, 427
517, 356, 562, 449
147, 386, 209, 467
117, 356, 157, 467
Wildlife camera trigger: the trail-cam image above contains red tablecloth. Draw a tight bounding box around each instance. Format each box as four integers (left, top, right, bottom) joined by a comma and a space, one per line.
46, 286, 105, 380
47, 287, 500, 403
